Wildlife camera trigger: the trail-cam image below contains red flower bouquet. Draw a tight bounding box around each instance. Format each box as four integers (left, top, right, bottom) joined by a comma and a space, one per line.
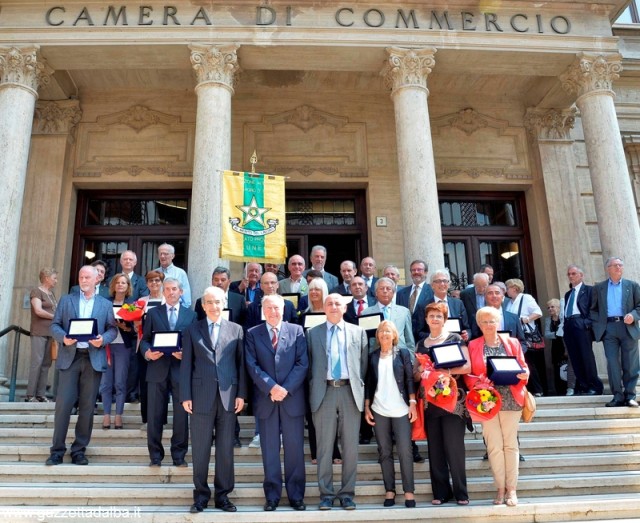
116, 299, 146, 322
465, 376, 502, 422
422, 371, 458, 413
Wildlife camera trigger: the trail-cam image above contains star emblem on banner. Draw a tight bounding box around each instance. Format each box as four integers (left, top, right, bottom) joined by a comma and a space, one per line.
236, 196, 271, 227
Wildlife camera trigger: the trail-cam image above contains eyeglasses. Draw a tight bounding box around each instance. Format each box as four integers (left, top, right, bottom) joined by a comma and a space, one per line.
147, 278, 162, 283
608, 263, 624, 268
432, 279, 449, 284
479, 320, 498, 325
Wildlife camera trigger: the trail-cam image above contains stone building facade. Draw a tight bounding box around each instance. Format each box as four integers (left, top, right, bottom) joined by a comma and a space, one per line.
1, 0, 639, 389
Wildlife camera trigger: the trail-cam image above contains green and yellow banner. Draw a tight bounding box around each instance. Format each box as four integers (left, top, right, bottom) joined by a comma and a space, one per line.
221, 170, 287, 263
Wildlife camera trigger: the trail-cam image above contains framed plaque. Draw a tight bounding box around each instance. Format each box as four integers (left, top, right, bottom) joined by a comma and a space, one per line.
487, 356, 524, 385
221, 308, 231, 322
67, 318, 97, 342
444, 318, 462, 333
430, 342, 467, 369
151, 331, 182, 354
281, 293, 300, 310
358, 312, 384, 334
303, 312, 327, 330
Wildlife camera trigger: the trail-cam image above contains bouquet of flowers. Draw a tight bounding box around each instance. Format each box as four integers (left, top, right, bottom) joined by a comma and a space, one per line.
465, 375, 502, 422
116, 299, 146, 322
423, 372, 458, 413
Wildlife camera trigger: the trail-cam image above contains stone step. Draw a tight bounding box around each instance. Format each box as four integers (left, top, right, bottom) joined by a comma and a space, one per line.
0, 470, 639, 507
0, 450, 637, 483
0, 494, 639, 523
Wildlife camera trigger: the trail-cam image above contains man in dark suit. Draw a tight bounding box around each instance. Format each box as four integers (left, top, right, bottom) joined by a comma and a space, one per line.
46, 265, 118, 466
590, 257, 640, 407
245, 294, 308, 511
330, 260, 357, 295
343, 277, 375, 325
396, 259, 434, 342
141, 277, 197, 466
303, 245, 339, 290
307, 294, 368, 510
245, 272, 297, 330
460, 272, 490, 339
359, 257, 378, 298
113, 250, 149, 300
194, 267, 247, 327
230, 262, 263, 305
485, 284, 525, 342
564, 264, 603, 395
181, 286, 246, 514
419, 269, 470, 342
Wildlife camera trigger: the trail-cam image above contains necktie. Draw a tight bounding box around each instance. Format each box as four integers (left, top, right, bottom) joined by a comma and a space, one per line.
357, 299, 365, 316
169, 306, 177, 330
409, 285, 419, 312
382, 306, 390, 320
330, 325, 341, 379
566, 288, 576, 316
209, 322, 218, 348
271, 328, 278, 350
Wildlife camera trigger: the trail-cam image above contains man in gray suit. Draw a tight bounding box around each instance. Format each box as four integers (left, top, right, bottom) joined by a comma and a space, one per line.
307, 294, 368, 510
46, 265, 118, 466
303, 245, 338, 290
362, 278, 415, 353
278, 255, 309, 296
590, 257, 640, 408
181, 286, 246, 514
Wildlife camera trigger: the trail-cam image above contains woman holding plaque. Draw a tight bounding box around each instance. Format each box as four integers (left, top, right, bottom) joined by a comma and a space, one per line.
101, 273, 136, 429
413, 301, 471, 505
26, 267, 58, 402
465, 306, 529, 507
364, 321, 417, 508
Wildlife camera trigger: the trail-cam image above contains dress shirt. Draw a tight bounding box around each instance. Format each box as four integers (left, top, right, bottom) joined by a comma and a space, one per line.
325, 320, 349, 380
475, 293, 485, 310
289, 278, 302, 294
155, 263, 192, 308
565, 282, 582, 316
607, 279, 624, 317
77, 291, 96, 348
505, 293, 542, 318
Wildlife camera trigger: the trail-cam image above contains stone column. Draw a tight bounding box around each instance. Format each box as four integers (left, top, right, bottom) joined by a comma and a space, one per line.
0, 47, 52, 385
622, 135, 640, 217
561, 53, 640, 279
188, 44, 240, 299
525, 108, 591, 290
382, 47, 445, 275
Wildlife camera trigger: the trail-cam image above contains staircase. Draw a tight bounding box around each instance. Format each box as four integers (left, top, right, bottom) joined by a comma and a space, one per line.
0, 395, 639, 522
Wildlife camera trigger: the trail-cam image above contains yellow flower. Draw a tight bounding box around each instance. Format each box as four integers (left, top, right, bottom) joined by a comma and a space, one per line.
478, 390, 491, 401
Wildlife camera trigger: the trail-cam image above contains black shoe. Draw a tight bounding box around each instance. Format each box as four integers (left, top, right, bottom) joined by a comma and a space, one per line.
359, 438, 370, 444
318, 498, 333, 510
483, 452, 489, 460
215, 498, 237, 512
234, 436, 242, 448
341, 497, 356, 510
290, 500, 306, 511
45, 454, 63, 466
519, 454, 525, 462
626, 399, 639, 408
606, 399, 625, 407
413, 450, 425, 463
149, 459, 161, 467
263, 500, 278, 511
405, 499, 416, 508
383, 498, 395, 507
583, 390, 597, 396
173, 459, 188, 467
190, 502, 207, 513
71, 454, 89, 465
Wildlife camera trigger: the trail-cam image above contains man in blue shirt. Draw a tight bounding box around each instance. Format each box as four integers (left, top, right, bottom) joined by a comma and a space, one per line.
590, 257, 640, 407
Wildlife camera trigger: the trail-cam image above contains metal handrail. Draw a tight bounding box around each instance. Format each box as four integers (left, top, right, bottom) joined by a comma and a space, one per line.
0, 325, 30, 402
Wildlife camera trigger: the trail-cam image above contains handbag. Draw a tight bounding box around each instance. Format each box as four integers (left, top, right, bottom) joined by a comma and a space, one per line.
521, 387, 536, 423
518, 297, 545, 350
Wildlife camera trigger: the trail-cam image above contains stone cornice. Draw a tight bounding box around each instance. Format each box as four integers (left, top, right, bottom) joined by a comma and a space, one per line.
33, 100, 82, 140
560, 53, 622, 99
524, 108, 576, 141
189, 44, 240, 93
0, 46, 53, 96
381, 47, 436, 94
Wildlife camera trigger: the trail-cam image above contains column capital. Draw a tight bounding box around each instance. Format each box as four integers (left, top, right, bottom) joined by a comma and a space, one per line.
524, 108, 576, 141
560, 53, 622, 99
189, 44, 240, 93
33, 100, 82, 142
0, 46, 53, 96
381, 47, 436, 94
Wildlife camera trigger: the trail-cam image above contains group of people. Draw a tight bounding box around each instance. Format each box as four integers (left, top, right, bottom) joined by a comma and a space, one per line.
27, 243, 640, 512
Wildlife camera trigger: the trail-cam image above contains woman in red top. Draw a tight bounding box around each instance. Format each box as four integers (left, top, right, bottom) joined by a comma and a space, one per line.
465, 306, 529, 507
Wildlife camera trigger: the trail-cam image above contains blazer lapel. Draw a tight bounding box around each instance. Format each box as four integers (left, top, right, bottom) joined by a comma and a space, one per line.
71, 294, 81, 317
199, 320, 214, 352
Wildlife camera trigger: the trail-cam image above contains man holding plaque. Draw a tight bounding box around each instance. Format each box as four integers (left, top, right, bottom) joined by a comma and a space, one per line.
307, 293, 369, 510
181, 286, 246, 514
141, 277, 197, 467
46, 265, 118, 466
